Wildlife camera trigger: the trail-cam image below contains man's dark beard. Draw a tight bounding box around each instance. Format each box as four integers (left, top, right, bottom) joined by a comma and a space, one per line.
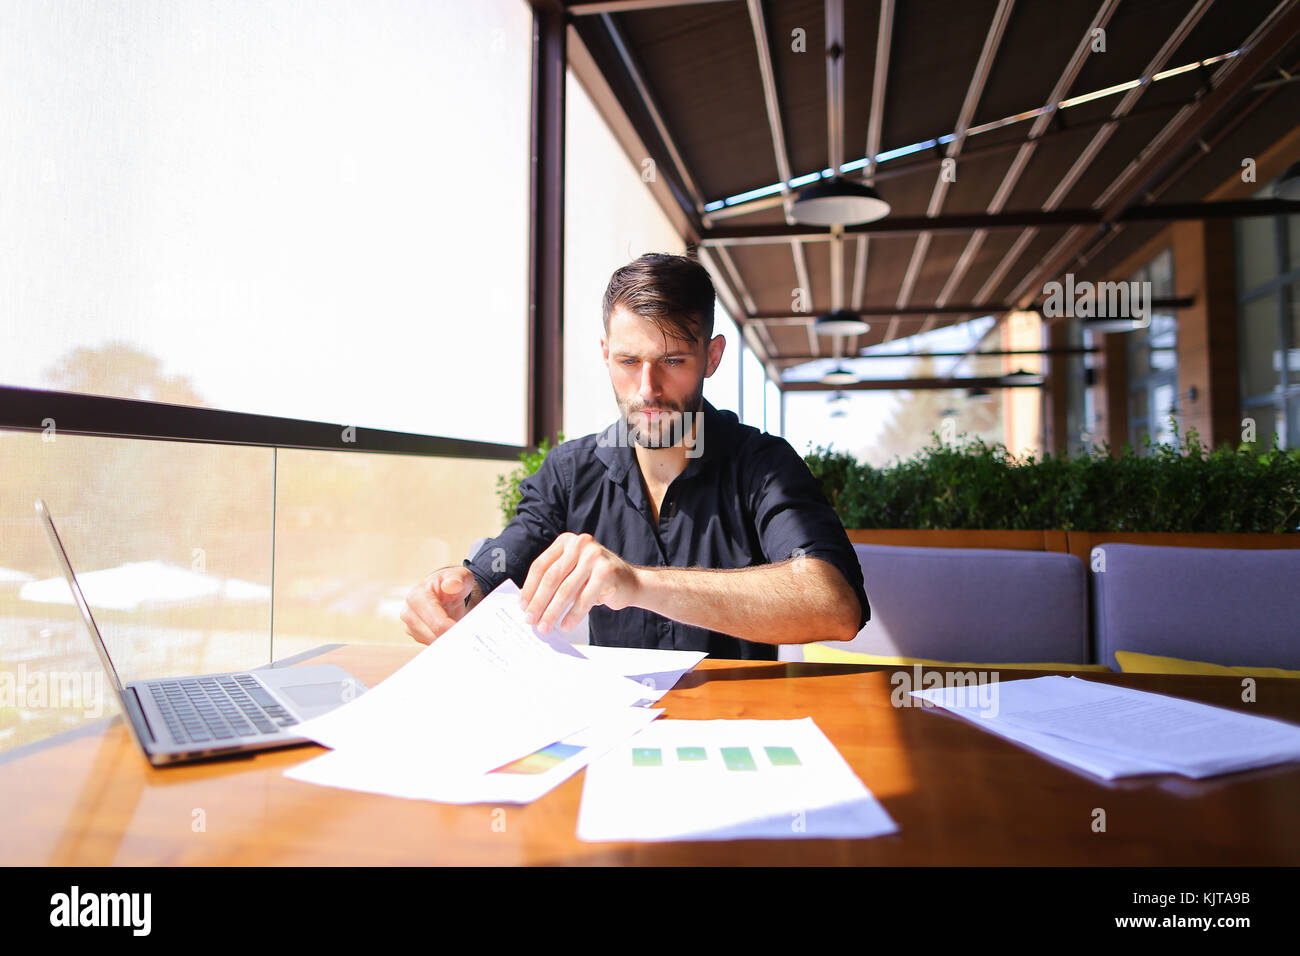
619, 380, 704, 449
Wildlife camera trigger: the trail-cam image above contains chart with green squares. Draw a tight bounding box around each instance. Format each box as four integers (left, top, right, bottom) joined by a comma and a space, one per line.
630, 744, 802, 769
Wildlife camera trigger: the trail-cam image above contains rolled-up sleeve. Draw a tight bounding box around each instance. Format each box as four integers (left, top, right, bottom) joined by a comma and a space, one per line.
745, 437, 871, 631
463, 447, 569, 597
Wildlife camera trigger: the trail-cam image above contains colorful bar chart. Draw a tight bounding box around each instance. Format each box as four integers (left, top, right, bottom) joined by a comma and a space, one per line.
492, 741, 584, 775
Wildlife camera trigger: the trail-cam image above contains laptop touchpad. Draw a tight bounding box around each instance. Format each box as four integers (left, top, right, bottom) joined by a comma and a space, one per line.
279, 682, 351, 713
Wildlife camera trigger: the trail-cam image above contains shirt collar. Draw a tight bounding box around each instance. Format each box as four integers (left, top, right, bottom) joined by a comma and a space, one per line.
594, 398, 727, 484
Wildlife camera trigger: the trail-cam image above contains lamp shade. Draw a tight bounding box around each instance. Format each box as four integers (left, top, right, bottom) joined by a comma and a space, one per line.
821, 365, 858, 385
1002, 369, 1045, 386
814, 310, 871, 336
791, 176, 890, 226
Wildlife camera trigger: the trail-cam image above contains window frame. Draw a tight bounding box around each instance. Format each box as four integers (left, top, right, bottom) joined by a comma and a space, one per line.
0, 2, 553, 461
1125, 248, 1179, 453
1235, 193, 1300, 450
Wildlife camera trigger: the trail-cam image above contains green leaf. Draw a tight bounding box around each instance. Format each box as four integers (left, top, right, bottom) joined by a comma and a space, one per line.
496, 432, 565, 525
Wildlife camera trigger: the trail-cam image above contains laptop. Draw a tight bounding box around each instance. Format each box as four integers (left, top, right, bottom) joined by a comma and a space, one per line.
35, 498, 367, 766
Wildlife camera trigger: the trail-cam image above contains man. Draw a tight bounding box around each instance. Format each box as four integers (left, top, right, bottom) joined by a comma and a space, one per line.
402, 253, 869, 659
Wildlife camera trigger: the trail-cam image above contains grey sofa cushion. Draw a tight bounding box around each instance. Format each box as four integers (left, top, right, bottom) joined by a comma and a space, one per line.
1092, 543, 1300, 670
829, 544, 1090, 664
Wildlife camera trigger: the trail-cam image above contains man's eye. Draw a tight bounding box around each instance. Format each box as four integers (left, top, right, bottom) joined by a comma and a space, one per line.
621, 359, 638, 366
665, 359, 683, 366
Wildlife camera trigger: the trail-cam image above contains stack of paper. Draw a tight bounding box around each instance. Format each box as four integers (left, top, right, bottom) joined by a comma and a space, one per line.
287, 704, 663, 804
911, 675, 1300, 780
576, 717, 898, 841
284, 581, 704, 804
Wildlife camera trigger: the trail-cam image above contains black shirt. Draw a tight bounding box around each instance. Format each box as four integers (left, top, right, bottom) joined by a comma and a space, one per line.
463, 399, 870, 659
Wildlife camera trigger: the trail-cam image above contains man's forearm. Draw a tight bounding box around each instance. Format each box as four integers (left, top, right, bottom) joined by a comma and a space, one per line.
630, 558, 861, 645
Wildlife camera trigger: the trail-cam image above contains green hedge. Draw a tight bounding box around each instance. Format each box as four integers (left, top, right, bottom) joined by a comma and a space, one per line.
493, 427, 1300, 533
804, 428, 1300, 533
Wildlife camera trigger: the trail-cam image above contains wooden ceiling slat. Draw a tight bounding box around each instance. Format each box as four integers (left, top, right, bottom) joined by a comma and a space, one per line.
908, 233, 974, 307
970, 0, 1106, 129
988, 225, 1073, 304
878, 0, 1001, 152
842, 0, 883, 176
860, 235, 914, 307
1060, 109, 1184, 209
950, 229, 1023, 304
725, 243, 800, 315
767, 0, 835, 181
580, 0, 1298, 362
619, 2, 779, 200
1173, 0, 1284, 65
1064, 0, 1201, 101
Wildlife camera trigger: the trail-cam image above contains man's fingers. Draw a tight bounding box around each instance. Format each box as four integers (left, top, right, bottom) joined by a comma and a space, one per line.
431, 568, 472, 610
405, 592, 456, 642
523, 534, 588, 625
560, 566, 612, 631
519, 535, 570, 608
536, 550, 598, 633
402, 570, 467, 645
401, 603, 441, 645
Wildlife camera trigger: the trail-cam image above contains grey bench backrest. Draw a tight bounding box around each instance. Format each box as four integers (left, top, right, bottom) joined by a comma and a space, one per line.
1091, 543, 1300, 670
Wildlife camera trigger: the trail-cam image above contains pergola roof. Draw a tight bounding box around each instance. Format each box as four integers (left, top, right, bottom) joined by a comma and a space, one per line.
567, 0, 1300, 379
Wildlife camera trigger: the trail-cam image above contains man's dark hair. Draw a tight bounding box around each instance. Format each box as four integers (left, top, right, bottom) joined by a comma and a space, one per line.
601, 253, 715, 346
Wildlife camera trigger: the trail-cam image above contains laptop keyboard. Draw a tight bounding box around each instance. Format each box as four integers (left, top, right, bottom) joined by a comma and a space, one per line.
148, 675, 299, 746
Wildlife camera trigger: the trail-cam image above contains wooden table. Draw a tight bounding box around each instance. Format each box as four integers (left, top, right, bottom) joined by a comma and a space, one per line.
3, 645, 1298, 865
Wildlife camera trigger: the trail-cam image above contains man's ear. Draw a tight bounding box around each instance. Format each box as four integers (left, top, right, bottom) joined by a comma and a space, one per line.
600, 335, 609, 362
705, 334, 725, 377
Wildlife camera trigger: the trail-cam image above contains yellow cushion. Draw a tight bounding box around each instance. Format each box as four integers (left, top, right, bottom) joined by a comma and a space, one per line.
803, 642, 1111, 671
1115, 650, 1300, 679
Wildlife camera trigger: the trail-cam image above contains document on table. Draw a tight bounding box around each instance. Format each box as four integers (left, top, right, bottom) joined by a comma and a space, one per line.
576, 644, 706, 692
290, 579, 657, 778
286, 704, 664, 804
576, 717, 899, 842
912, 675, 1300, 780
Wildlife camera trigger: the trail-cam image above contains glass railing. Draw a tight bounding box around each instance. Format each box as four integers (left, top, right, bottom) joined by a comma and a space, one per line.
0, 427, 512, 754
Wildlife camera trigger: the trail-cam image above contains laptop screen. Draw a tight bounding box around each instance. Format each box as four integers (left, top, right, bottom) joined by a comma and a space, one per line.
34, 498, 129, 697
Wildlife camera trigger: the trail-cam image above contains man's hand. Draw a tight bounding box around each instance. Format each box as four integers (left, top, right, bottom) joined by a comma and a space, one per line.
401, 566, 478, 645
519, 532, 640, 633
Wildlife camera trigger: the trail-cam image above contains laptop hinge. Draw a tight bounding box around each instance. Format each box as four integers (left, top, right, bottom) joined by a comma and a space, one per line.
123, 686, 157, 745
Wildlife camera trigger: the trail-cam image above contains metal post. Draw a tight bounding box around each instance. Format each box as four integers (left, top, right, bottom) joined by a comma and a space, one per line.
527, 3, 566, 446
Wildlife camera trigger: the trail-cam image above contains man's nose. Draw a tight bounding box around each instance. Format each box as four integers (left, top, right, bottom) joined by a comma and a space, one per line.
637, 362, 659, 401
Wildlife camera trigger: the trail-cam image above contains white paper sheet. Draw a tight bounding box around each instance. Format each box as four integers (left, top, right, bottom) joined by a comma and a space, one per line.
912, 675, 1300, 779
575, 644, 707, 693
286, 705, 664, 804
576, 717, 898, 842
291, 580, 657, 776
910, 686, 1172, 780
